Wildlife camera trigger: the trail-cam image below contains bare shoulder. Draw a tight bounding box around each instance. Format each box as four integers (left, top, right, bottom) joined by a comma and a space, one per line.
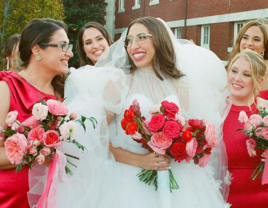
0, 81, 10, 112
256, 97, 268, 110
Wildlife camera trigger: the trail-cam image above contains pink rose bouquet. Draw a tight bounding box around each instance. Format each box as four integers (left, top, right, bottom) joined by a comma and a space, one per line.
238, 106, 268, 183
121, 99, 218, 191
1, 98, 97, 175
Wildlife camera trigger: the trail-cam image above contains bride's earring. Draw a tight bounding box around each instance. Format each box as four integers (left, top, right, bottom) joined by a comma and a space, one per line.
6, 58, 10, 71
35, 55, 42, 61
260, 52, 265, 57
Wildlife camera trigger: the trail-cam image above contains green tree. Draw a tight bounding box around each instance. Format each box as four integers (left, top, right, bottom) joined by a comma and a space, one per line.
0, 0, 65, 70
63, 0, 107, 68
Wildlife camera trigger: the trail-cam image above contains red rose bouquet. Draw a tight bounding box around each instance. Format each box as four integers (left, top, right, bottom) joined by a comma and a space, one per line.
121, 99, 217, 191
238, 106, 268, 184
1, 99, 97, 175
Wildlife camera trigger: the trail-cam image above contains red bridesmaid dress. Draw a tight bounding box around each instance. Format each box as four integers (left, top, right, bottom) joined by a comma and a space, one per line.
0, 71, 59, 208
223, 104, 268, 208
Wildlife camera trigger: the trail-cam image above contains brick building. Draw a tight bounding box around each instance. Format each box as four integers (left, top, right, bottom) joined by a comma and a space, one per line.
104, 0, 268, 60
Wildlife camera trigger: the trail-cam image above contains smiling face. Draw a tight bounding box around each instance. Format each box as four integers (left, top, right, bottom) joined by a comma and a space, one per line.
126, 23, 155, 68
39, 29, 73, 76
82, 27, 109, 65
239, 26, 265, 55
227, 56, 255, 105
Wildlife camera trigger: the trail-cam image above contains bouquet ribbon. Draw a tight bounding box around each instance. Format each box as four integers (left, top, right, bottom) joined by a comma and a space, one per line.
36, 150, 71, 208
262, 149, 268, 185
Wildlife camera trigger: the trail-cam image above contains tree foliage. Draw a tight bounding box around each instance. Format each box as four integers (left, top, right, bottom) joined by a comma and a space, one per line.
0, 0, 65, 70
63, 0, 107, 68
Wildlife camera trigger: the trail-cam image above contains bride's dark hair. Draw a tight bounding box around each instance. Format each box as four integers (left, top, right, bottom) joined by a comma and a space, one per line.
125, 17, 183, 80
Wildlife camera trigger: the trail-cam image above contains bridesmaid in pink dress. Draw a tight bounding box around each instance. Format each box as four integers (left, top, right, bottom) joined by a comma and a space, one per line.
0, 18, 73, 208
223, 50, 268, 207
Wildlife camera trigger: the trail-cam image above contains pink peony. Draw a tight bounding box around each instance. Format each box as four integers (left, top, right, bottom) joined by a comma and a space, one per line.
175, 114, 185, 126
69, 112, 78, 120
131, 131, 142, 140
263, 116, 268, 127
28, 127, 45, 142
40, 147, 51, 156
248, 114, 262, 129
43, 130, 62, 147
6, 111, 18, 127
59, 121, 77, 140
149, 105, 161, 116
46, 99, 68, 116
186, 137, 198, 159
22, 116, 40, 129
148, 114, 165, 132
204, 122, 217, 148
148, 132, 173, 155
29, 147, 38, 156
162, 121, 181, 139
198, 154, 211, 167
246, 138, 257, 157
4, 133, 28, 164
32, 103, 48, 121
238, 111, 248, 123
35, 154, 45, 165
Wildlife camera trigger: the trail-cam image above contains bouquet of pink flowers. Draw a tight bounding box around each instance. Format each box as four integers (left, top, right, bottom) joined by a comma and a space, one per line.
121, 99, 218, 191
238, 106, 268, 183
1, 99, 97, 175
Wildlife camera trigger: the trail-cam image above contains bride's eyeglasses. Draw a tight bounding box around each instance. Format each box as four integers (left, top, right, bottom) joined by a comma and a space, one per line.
38, 42, 73, 52
124, 33, 152, 47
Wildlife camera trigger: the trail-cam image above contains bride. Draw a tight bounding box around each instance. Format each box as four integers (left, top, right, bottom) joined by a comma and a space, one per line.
55, 17, 230, 208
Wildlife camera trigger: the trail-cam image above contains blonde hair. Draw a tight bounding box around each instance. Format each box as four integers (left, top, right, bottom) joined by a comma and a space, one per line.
225, 20, 268, 69
227, 50, 266, 103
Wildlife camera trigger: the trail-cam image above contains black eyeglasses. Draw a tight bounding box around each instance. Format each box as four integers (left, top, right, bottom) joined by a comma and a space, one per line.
38, 42, 73, 52
124, 32, 152, 47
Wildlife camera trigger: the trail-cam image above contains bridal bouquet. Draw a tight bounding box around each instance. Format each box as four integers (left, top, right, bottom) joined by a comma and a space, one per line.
238, 106, 268, 183
121, 99, 217, 191
1, 99, 97, 175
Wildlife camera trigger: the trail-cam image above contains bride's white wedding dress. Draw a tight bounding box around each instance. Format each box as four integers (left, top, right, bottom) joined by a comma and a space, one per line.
54, 62, 230, 207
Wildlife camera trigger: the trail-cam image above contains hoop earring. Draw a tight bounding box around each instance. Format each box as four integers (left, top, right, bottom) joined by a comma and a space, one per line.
6, 58, 10, 71
35, 55, 42, 61
260, 52, 265, 57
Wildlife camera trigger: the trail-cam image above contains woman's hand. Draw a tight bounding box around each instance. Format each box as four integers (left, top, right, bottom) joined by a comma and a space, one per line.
139, 152, 170, 171
261, 151, 266, 162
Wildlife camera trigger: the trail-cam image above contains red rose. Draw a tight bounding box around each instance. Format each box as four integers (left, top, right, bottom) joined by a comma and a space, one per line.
188, 119, 206, 131
125, 122, 138, 135
161, 101, 179, 119
124, 109, 135, 122
43, 130, 62, 148
204, 147, 212, 154
182, 129, 192, 142
48, 121, 59, 130
121, 118, 128, 130
162, 121, 181, 139
170, 141, 188, 163
148, 114, 165, 132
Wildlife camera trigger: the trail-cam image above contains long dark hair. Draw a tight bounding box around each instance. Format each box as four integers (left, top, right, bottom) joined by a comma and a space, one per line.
125, 17, 183, 80
19, 18, 68, 97
76, 22, 113, 66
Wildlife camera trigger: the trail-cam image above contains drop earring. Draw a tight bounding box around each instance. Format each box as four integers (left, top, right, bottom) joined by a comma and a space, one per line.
6, 58, 10, 70
260, 52, 265, 57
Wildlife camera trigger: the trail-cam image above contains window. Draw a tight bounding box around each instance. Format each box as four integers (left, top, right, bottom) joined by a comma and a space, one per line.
149, 0, 159, 6
234, 22, 245, 44
174, 28, 181, 39
132, 0, 140, 10
118, 0, 125, 13
201, 25, 210, 49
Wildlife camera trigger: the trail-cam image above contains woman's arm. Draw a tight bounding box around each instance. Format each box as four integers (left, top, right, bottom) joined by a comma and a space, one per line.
0, 81, 16, 170
106, 114, 170, 171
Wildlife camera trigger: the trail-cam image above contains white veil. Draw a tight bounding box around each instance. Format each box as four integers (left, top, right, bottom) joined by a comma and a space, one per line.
95, 17, 231, 200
